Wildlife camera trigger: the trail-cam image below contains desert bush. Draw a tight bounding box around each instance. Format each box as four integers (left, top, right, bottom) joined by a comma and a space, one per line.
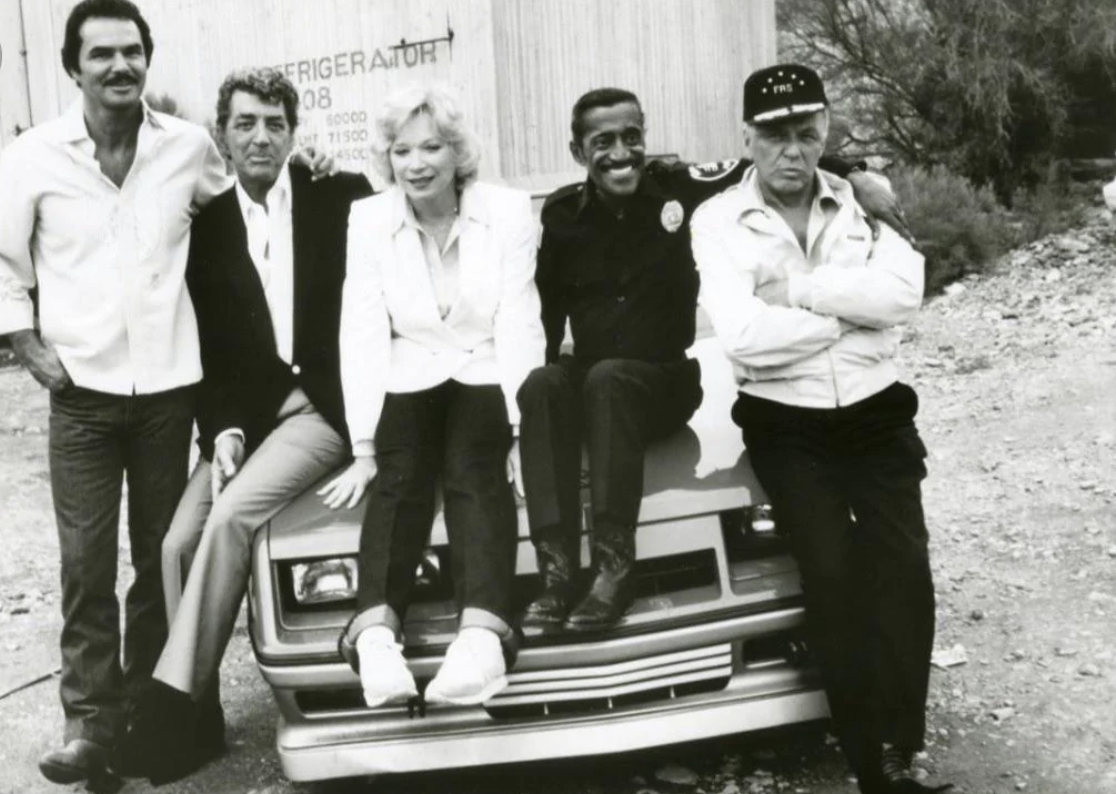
889, 164, 1091, 293
1006, 176, 1091, 243
888, 165, 1012, 293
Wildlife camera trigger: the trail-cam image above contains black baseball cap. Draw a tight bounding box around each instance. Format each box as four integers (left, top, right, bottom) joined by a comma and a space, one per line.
743, 64, 828, 124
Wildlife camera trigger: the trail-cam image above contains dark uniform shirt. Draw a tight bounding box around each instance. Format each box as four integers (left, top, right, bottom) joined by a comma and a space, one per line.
537, 157, 856, 365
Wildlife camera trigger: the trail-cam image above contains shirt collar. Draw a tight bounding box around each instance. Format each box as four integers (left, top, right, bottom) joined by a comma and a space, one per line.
575, 166, 668, 219
390, 181, 486, 234
737, 165, 842, 218
54, 99, 165, 147
235, 161, 292, 220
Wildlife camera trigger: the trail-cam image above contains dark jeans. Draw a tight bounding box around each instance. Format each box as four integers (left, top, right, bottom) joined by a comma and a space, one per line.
736, 382, 935, 778
356, 382, 516, 625
517, 357, 702, 542
49, 384, 195, 746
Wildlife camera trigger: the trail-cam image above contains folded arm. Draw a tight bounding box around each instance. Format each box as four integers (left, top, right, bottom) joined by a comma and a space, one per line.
692, 208, 842, 369
787, 224, 925, 329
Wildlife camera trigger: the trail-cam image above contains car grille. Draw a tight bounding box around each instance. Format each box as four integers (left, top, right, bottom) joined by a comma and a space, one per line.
484, 643, 732, 718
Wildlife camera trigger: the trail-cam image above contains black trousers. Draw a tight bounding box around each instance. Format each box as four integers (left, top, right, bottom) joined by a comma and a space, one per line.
736, 382, 935, 777
517, 357, 702, 542
356, 382, 517, 625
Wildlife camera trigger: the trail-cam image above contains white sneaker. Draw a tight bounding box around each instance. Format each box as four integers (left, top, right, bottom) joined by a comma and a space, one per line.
356, 625, 418, 708
424, 627, 508, 706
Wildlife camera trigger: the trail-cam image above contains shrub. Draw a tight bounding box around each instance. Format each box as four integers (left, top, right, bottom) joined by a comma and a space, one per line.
888, 165, 1013, 293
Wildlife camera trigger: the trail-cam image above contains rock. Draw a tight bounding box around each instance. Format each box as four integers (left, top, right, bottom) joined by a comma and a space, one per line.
970, 609, 985, 621
1055, 647, 1079, 658
943, 283, 967, 297
1078, 663, 1102, 677
990, 707, 1016, 722
655, 764, 699, 787
931, 644, 968, 668
1045, 269, 1063, 282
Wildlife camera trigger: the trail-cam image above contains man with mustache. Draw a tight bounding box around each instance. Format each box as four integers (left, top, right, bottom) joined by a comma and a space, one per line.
0, 0, 330, 784
692, 64, 947, 794
516, 87, 905, 632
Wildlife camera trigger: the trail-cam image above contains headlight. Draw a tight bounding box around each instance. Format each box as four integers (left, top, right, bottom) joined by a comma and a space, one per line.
290, 558, 358, 606
749, 504, 776, 533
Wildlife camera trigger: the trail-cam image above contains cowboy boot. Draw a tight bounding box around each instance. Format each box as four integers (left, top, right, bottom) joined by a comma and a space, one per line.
522, 539, 580, 627
564, 529, 636, 631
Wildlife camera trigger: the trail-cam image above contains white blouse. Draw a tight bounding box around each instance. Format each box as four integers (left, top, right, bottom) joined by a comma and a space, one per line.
340, 181, 545, 456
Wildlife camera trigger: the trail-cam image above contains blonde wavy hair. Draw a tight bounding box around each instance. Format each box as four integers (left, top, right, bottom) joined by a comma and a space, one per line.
369, 84, 481, 189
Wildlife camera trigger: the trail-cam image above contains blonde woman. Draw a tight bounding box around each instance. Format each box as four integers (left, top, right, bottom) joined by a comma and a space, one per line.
332, 85, 544, 707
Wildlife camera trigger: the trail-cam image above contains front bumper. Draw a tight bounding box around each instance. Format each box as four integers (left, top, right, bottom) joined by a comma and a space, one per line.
258, 606, 827, 781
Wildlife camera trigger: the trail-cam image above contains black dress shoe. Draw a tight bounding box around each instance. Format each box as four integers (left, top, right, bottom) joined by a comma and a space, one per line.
38, 738, 110, 784
117, 680, 207, 785
522, 540, 579, 627
564, 531, 636, 632
880, 744, 953, 793
196, 685, 227, 759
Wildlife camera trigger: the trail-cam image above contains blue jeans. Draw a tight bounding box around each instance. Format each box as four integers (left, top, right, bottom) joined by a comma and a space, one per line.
49, 384, 195, 746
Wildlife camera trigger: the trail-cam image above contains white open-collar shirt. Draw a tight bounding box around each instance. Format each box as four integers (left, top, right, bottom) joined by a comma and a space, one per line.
235, 163, 295, 364
0, 100, 230, 394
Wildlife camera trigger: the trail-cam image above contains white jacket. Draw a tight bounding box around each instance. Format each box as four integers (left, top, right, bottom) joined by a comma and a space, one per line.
692, 167, 924, 408
340, 182, 545, 453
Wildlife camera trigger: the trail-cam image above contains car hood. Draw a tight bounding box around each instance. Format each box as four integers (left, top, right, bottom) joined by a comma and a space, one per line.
266, 339, 765, 561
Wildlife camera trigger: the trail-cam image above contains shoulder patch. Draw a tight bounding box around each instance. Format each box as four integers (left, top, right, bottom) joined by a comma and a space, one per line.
688, 159, 741, 181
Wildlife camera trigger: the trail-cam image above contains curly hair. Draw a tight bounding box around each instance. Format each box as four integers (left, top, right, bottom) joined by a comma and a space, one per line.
368, 84, 481, 188
215, 67, 300, 132
61, 0, 154, 76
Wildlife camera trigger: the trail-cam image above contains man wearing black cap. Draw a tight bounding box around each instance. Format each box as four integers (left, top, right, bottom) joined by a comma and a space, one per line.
516, 86, 908, 633
692, 65, 949, 794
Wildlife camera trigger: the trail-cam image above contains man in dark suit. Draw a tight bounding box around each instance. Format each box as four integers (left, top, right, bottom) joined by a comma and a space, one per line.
116, 67, 372, 784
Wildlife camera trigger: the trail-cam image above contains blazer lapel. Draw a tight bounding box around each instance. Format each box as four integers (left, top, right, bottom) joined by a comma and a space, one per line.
228, 188, 279, 357
289, 164, 316, 350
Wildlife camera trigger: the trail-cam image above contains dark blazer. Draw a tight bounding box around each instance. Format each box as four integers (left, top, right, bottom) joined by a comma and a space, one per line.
186, 162, 373, 460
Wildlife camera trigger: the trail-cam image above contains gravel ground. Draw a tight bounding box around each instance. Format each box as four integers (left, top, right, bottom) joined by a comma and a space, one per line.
0, 215, 1113, 794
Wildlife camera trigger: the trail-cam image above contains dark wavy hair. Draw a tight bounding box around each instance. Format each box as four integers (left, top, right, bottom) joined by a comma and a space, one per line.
215, 67, 300, 132
570, 87, 643, 142
61, 0, 154, 77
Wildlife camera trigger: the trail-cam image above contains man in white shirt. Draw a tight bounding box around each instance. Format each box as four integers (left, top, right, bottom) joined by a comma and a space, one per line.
115, 67, 372, 785
692, 65, 949, 794
0, 0, 227, 783
0, 2, 332, 785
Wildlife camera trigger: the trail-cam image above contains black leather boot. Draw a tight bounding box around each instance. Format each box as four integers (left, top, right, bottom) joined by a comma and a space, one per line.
564, 530, 636, 632
522, 540, 579, 627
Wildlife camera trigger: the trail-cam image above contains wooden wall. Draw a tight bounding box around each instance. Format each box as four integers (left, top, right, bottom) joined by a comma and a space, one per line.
9, 0, 776, 183
492, 0, 776, 182
0, 0, 32, 146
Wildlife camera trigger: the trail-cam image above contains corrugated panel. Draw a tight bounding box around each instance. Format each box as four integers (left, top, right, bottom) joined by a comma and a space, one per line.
492, 0, 777, 181
0, 0, 32, 145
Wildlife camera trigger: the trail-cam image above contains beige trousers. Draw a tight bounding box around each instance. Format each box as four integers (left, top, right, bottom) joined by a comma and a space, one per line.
155, 389, 347, 697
